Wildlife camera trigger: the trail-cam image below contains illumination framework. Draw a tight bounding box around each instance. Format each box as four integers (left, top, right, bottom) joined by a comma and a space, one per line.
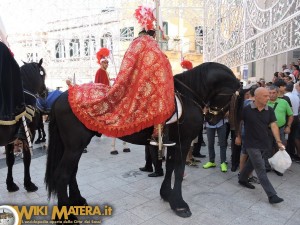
204, 0, 300, 68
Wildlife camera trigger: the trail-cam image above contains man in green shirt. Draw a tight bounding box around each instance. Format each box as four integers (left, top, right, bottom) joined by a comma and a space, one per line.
266, 85, 293, 175
267, 85, 293, 139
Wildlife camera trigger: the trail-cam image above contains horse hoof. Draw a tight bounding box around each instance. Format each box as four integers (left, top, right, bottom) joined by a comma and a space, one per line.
173, 208, 192, 218
7, 182, 19, 192
71, 198, 88, 206
35, 139, 42, 144
24, 182, 38, 192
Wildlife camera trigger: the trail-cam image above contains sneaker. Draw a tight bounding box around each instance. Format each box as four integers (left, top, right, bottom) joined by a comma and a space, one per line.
248, 176, 260, 184
110, 150, 118, 155
238, 180, 255, 189
273, 170, 283, 176
192, 152, 206, 158
268, 195, 284, 204
220, 162, 227, 172
148, 171, 164, 177
203, 162, 216, 169
139, 166, 153, 172
123, 148, 131, 153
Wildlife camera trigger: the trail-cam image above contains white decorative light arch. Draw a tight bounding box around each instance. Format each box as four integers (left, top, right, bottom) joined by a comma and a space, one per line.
204, 0, 300, 71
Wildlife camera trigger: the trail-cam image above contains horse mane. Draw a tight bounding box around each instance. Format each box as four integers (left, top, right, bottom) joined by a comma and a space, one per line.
174, 62, 238, 99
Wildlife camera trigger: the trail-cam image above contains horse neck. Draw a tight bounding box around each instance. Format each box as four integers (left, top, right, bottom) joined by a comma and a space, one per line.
174, 70, 207, 102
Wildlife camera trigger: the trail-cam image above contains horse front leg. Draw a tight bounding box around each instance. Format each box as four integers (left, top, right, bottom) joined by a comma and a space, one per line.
69, 164, 87, 206
160, 146, 175, 201
168, 144, 192, 218
22, 140, 38, 192
6, 143, 19, 192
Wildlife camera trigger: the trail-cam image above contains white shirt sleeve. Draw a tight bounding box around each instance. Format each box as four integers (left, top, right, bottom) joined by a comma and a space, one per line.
0, 16, 9, 47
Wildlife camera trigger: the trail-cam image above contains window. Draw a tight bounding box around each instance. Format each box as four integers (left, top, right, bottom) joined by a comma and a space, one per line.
120, 27, 134, 41
195, 26, 203, 37
69, 38, 80, 58
100, 32, 113, 50
26, 53, 38, 62
161, 21, 169, 50
162, 22, 168, 35
84, 35, 96, 57
195, 26, 203, 54
55, 41, 66, 58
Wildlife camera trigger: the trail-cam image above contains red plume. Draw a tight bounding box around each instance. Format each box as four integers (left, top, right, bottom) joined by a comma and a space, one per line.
180, 60, 193, 70
96, 48, 110, 64
134, 6, 156, 31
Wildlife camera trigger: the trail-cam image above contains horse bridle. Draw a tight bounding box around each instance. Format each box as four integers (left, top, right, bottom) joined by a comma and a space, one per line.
174, 77, 234, 116
24, 86, 47, 99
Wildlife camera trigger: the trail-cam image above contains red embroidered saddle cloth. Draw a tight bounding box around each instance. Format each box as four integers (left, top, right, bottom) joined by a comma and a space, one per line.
69, 35, 175, 137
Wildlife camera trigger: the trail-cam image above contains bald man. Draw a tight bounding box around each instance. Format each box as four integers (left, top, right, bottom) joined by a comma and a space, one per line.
235, 87, 284, 204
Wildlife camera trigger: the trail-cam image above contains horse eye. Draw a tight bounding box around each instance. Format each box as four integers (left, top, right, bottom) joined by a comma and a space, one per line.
40, 70, 44, 75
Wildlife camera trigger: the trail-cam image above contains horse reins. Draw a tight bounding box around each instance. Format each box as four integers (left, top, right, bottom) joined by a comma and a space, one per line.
23, 89, 37, 100
174, 77, 235, 116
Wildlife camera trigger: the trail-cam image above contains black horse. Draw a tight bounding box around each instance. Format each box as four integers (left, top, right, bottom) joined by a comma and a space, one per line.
45, 62, 240, 222
0, 43, 47, 192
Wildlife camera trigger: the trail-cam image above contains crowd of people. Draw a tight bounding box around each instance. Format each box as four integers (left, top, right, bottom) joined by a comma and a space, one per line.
181, 60, 300, 204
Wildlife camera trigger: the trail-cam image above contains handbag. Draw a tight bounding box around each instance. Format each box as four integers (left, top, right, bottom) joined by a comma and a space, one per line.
268, 150, 292, 174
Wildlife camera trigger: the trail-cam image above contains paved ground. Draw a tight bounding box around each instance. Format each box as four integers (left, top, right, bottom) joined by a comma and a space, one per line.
1, 130, 300, 225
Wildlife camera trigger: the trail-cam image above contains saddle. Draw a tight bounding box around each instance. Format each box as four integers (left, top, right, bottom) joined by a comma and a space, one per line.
37, 90, 62, 114
68, 35, 175, 138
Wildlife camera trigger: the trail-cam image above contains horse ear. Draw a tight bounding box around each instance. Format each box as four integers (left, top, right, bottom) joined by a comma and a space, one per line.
21, 60, 27, 65
38, 58, 43, 66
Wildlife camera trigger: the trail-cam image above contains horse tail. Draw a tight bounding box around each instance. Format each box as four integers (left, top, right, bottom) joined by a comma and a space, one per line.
45, 101, 64, 199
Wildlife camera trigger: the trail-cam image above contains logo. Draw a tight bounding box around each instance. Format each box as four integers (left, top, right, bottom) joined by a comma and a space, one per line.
0, 205, 19, 225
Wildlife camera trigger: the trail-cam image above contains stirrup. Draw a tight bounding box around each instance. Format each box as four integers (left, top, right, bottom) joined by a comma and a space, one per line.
150, 139, 176, 147
150, 138, 159, 146
163, 140, 176, 147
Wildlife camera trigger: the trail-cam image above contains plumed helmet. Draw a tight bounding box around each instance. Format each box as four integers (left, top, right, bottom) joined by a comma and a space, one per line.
134, 5, 156, 31
96, 48, 110, 64
180, 60, 193, 70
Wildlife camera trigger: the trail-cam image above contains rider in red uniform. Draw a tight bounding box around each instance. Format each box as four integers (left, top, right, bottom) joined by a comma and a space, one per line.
95, 57, 110, 86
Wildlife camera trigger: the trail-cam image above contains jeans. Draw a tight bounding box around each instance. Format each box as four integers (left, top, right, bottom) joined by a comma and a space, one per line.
240, 148, 277, 197
206, 123, 227, 163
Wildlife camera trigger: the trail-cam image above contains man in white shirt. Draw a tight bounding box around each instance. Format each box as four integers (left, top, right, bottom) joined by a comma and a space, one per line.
285, 83, 300, 158
0, 16, 9, 47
